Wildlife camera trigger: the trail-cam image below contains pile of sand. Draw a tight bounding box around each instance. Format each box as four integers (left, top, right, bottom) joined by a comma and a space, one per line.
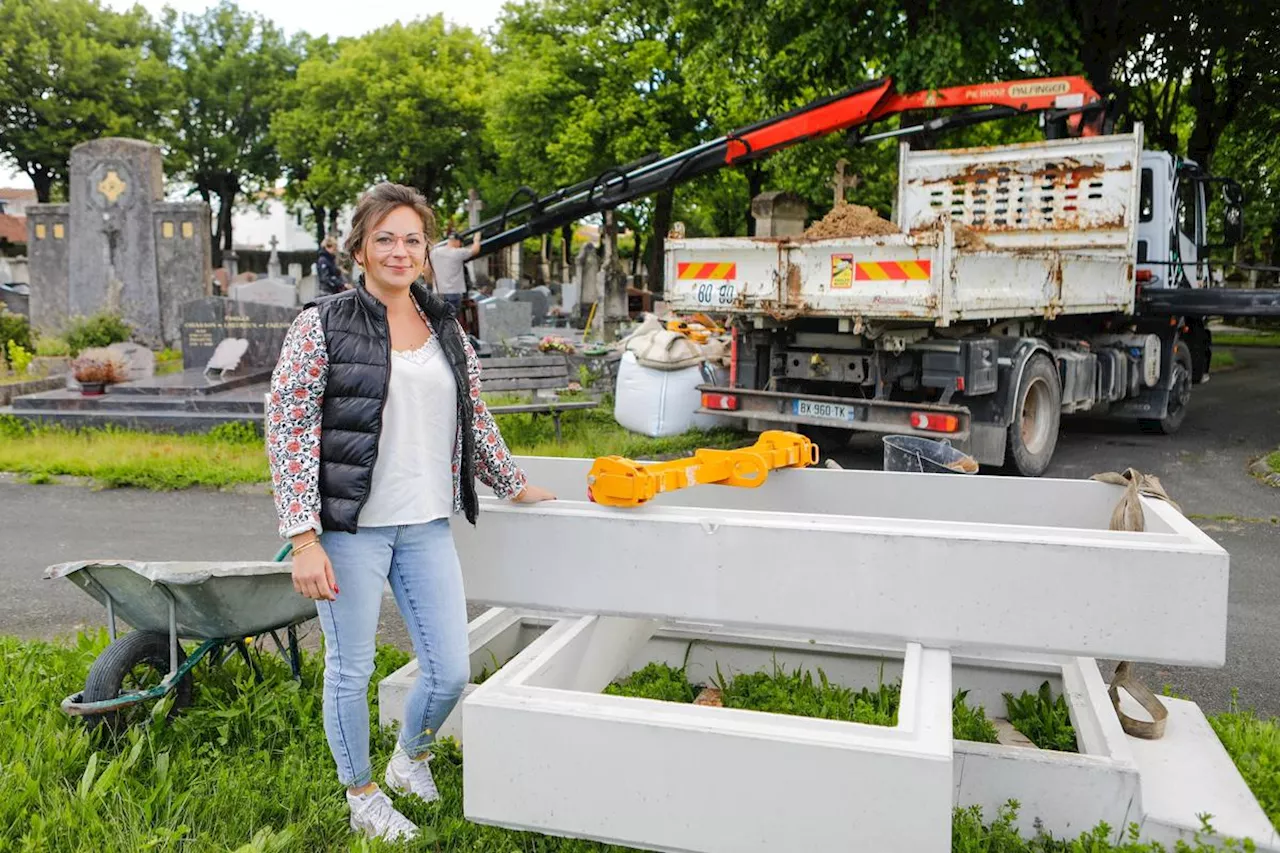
805, 203, 899, 239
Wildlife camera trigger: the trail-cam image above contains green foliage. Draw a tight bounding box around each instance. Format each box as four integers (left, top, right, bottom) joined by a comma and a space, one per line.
0, 413, 30, 439
206, 420, 263, 445
1211, 693, 1280, 831
1266, 451, 1280, 477
0, 308, 34, 355
1215, 332, 1280, 348
62, 312, 132, 356
34, 335, 70, 357
715, 662, 901, 726
0, 0, 174, 200
954, 689, 1000, 744
1004, 681, 1079, 753
0, 634, 1275, 849
168, 2, 299, 253
274, 17, 491, 217
605, 662, 700, 703
5, 340, 33, 375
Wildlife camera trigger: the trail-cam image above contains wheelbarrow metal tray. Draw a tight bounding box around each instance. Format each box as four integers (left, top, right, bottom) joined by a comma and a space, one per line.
45, 560, 316, 639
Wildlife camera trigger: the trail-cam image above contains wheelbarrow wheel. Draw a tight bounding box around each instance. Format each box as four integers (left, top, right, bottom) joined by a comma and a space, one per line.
82, 630, 193, 731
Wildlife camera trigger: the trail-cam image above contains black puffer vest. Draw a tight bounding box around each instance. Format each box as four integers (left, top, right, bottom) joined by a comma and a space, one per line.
306, 281, 478, 533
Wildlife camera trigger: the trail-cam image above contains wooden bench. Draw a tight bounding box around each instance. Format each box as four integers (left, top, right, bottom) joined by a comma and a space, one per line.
480, 354, 599, 441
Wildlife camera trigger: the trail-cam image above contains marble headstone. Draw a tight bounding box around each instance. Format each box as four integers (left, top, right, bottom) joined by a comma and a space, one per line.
477, 298, 533, 344
180, 296, 297, 372
230, 277, 297, 308
106, 341, 155, 381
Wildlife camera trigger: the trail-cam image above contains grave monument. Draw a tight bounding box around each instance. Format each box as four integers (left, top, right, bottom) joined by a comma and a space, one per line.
26, 138, 212, 347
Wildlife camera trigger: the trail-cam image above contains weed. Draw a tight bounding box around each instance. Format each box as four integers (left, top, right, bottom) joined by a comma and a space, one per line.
605, 662, 699, 703
1210, 692, 1280, 831
6, 339, 33, 374
24, 471, 53, 485
1266, 450, 1280, 476
1004, 681, 1078, 752
953, 689, 1000, 744
34, 333, 71, 357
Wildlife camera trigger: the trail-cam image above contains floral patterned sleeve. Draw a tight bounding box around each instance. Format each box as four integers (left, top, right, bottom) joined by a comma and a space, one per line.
266, 307, 328, 539
458, 319, 528, 499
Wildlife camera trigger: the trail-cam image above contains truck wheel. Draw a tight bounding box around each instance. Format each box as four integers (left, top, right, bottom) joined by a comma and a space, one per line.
1006, 354, 1061, 477
1140, 340, 1193, 435
82, 630, 192, 731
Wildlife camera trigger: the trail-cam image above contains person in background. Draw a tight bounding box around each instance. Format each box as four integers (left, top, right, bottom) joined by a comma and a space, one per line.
428, 229, 479, 311
317, 235, 347, 296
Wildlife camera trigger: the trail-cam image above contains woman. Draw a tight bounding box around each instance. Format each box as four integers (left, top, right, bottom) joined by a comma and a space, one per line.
266, 182, 554, 842
315, 235, 347, 296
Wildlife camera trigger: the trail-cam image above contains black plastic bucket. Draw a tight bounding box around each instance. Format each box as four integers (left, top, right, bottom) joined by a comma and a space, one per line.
882, 435, 978, 474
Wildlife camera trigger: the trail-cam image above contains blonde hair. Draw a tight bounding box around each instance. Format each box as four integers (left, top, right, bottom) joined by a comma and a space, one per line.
321, 235, 339, 252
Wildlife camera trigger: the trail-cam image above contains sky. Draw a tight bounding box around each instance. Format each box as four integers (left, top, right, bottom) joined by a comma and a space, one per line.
1, 0, 510, 190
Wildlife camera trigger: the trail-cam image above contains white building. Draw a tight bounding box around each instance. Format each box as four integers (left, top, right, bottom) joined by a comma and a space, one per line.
231, 189, 354, 253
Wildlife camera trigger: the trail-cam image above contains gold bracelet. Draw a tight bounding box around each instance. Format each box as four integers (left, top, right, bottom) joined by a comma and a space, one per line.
292, 539, 319, 557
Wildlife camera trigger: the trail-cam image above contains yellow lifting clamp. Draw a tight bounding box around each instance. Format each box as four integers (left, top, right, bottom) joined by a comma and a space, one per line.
586, 430, 820, 508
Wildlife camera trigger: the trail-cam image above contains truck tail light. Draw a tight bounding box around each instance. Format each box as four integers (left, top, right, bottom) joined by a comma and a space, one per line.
910, 411, 959, 432
702, 393, 739, 411
1136, 269, 1153, 282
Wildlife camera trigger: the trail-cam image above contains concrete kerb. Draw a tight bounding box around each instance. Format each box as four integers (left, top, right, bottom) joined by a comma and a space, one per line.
378, 608, 1279, 852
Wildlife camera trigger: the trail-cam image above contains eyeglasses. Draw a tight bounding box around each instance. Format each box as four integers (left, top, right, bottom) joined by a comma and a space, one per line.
370, 231, 427, 255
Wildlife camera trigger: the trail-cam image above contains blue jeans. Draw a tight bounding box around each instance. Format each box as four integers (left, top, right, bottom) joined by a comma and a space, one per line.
316, 520, 470, 787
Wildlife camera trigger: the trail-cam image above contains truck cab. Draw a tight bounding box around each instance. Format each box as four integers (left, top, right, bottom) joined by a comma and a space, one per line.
1137, 151, 1243, 291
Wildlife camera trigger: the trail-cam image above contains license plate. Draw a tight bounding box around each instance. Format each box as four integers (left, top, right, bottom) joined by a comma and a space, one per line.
794, 399, 858, 422
683, 281, 742, 307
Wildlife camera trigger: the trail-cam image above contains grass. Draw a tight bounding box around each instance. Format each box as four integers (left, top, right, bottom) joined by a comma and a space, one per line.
0, 632, 1272, 851
1266, 450, 1280, 476
1211, 693, 1280, 829
1215, 331, 1280, 348
0, 406, 752, 491
1211, 349, 1238, 370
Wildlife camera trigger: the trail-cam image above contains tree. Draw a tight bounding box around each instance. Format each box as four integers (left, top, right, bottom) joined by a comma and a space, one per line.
0, 0, 174, 201
169, 1, 297, 259
488, 0, 702, 293
270, 34, 357, 246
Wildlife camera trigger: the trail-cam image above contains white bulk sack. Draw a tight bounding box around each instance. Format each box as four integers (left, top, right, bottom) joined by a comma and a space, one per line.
613, 351, 732, 437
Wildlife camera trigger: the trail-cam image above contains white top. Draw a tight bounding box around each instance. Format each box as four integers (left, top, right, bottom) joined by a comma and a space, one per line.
358, 335, 458, 527
428, 244, 473, 295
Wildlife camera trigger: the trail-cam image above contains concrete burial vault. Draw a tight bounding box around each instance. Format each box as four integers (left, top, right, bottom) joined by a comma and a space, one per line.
378, 458, 1276, 852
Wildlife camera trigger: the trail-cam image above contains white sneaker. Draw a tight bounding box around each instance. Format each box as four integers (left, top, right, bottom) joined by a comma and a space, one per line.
384, 743, 441, 802
347, 786, 418, 842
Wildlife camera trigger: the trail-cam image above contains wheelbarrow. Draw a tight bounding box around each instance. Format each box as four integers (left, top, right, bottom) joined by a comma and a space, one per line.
45, 546, 315, 729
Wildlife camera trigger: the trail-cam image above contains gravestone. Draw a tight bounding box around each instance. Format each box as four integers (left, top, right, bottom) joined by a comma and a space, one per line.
26, 138, 212, 347
477, 297, 533, 345
574, 243, 600, 307
229, 277, 297, 308
0, 284, 29, 317
511, 288, 550, 325
26, 205, 70, 331
180, 296, 296, 372
106, 341, 155, 381
266, 236, 282, 279
288, 262, 303, 282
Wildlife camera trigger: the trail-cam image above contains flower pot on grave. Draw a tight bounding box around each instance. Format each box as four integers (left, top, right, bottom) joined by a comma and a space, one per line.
79, 381, 106, 396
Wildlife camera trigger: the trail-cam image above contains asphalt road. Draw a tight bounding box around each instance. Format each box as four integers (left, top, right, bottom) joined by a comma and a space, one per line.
3, 347, 1278, 715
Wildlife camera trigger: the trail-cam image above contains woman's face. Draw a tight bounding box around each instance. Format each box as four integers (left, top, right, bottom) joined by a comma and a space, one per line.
358, 205, 428, 293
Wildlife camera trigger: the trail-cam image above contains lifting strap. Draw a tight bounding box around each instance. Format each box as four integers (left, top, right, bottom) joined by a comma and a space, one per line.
1090, 468, 1178, 739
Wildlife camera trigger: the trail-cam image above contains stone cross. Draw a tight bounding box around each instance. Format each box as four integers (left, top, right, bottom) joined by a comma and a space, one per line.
267, 235, 282, 279
829, 158, 861, 207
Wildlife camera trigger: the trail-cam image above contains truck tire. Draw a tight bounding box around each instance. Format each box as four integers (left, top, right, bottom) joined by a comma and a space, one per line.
82, 630, 192, 731
1140, 340, 1193, 435
1006, 354, 1061, 477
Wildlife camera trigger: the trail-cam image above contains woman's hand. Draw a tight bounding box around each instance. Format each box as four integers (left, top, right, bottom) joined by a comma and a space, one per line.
512, 483, 556, 504
291, 538, 338, 601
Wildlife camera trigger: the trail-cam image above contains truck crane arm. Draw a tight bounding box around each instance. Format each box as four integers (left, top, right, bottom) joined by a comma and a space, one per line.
460, 75, 1104, 258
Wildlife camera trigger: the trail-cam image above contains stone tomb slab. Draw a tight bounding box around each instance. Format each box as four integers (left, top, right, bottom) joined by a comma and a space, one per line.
180, 296, 296, 372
